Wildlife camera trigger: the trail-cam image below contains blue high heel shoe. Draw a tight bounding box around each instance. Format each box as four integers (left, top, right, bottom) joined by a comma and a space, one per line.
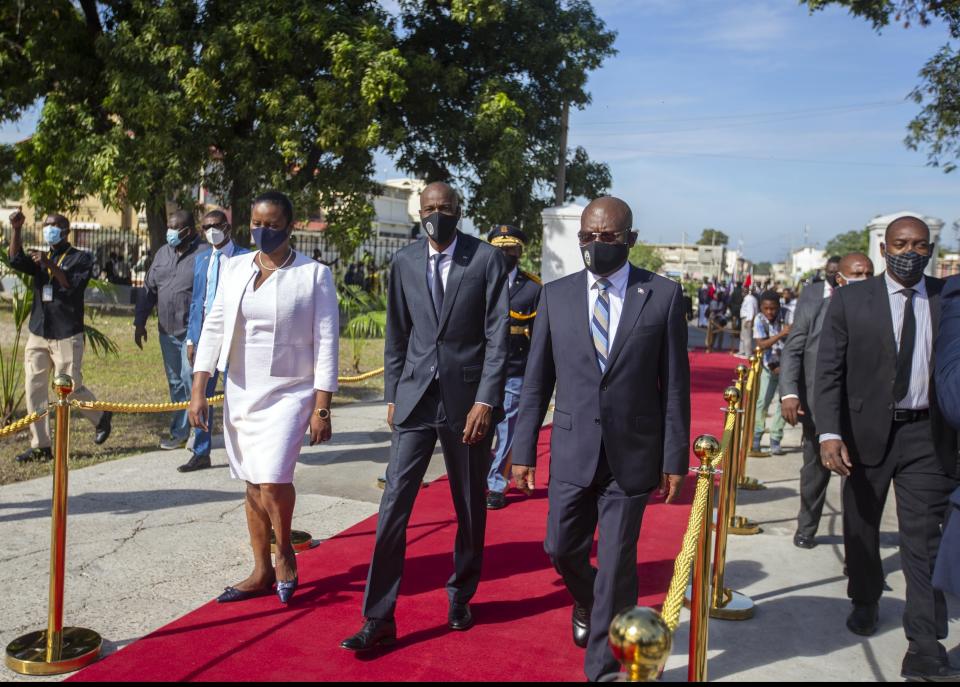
217, 586, 270, 603
276, 577, 298, 605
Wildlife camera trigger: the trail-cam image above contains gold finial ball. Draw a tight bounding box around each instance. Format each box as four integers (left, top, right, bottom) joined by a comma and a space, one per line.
693, 434, 722, 467
736, 364, 748, 376
52, 374, 75, 398
608, 607, 672, 678
723, 385, 741, 405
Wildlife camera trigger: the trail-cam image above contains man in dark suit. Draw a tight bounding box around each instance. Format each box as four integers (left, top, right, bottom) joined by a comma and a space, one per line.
934, 274, 960, 599
512, 196, 691, 682
341, 182, 509, 651
817, 216, 960, 681
780, 252, 873, 549
485, 224, 542, 510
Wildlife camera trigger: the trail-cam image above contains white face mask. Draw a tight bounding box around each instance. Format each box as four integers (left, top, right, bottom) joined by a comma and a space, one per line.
205, 228, 227, 246
839, 272, 868, 285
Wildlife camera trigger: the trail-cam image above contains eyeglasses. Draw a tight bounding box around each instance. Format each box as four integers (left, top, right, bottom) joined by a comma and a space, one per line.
578, 230, 628, 246
201, 221, 228, 231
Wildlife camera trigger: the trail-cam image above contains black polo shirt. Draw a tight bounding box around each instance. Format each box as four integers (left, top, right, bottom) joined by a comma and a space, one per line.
9, 243, 92, 340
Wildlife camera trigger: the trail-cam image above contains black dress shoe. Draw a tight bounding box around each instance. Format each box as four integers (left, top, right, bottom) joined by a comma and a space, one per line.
448, 603, 474, 631
486, 491, 506, 510
573, 604, 590, 649
793, 533, 816, 549
901, 650, 960, 682
846, 603, 878, 637
340, 618, 397, 651
178, 452, 212, 473
15, 447, 53, 463
94, 411, 113, 445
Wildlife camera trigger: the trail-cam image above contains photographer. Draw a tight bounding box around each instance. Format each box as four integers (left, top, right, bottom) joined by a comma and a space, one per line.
705, 290, 728, 352
752, 290, 790, 456
6, 209, 112, 463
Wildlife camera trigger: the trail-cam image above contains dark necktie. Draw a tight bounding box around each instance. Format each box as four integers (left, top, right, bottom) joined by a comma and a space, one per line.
431, 253, 446, 319
893, 288, 916, 403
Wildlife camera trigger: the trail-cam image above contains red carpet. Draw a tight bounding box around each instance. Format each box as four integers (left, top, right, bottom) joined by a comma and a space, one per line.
69, 351, 735, 682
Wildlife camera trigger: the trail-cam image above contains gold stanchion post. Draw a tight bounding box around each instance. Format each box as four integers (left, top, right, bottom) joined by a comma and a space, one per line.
735, 364, 764, 491
688, 434, 721, 683
729, 356, 762, 536
6, 375, 101, 676
604, 607, 673, 682
270, 529, 314, 554
747, 347, 770, 459
709, 387, 755, 621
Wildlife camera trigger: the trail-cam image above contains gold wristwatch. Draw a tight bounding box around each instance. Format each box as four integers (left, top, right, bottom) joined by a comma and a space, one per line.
315, 408, 331, 420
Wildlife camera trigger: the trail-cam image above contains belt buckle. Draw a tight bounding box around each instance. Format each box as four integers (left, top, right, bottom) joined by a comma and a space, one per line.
893, 409, 912, 422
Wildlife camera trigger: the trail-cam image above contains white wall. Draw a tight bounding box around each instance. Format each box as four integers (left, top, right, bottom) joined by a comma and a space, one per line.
540, 204, 586, 283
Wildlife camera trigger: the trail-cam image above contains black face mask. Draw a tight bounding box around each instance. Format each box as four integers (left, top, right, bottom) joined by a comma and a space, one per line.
582, 241, 629, 276
502, 254, 519, 273
826, 273, 839, 288
885, 249, 931, 283
421, 212, 459, 245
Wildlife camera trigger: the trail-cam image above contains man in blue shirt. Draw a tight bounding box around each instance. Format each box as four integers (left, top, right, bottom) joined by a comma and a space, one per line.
752, 290, 790, 455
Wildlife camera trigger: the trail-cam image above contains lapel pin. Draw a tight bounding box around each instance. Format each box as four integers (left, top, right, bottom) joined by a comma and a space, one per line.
638, 287, 645, 294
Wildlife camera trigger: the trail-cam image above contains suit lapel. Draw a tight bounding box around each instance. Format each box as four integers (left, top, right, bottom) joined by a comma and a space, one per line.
929, 276, 942, 338
604, 266, 653, 376
873, 275, 897, 366
570, 270, 600, 370
412, 239, 437, 326
509, 271, 524, 299
437, 234, 472, 332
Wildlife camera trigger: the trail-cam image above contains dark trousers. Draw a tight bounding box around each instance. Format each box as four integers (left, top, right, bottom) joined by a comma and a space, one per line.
362, 382, 493, 620
843, 418, 956, 656
796, 418, 831, 538
546, 450, 650, 682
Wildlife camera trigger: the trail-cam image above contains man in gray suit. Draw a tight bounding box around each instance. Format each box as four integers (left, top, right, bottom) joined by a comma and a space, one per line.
780, 252, 873, 549
341, 182, 509, 652
512, 196, 691, 682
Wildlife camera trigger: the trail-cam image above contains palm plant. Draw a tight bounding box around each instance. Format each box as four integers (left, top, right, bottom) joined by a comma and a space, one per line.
338, 283, 387, 372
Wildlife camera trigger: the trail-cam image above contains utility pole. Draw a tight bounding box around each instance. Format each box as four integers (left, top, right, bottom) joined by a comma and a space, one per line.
555, 100, 569, 207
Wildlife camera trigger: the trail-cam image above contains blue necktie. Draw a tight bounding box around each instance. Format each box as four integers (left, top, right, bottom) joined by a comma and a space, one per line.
592, 278, 611, 373
205, 250, 221, 315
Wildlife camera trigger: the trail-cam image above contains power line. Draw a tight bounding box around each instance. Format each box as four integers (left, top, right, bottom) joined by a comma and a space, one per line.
584, 147, 930, 169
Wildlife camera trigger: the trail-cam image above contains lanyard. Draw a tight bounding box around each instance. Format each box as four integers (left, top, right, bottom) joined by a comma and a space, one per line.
47, 248, 71, 278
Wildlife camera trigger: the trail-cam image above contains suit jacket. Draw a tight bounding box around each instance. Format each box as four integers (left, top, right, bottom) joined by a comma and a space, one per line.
506, 270, 542, 378
384, 232, 509, 431
512, 264, 691, 497
186, 244, 250, 345
193, 251, 340, 391
935, 275, 960, 430
779, 281, 827, 424
815, 274, 959, 475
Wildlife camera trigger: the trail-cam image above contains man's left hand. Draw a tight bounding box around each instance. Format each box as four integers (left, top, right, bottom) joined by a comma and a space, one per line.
462, 403, 492, 445
659, 473, 685, 504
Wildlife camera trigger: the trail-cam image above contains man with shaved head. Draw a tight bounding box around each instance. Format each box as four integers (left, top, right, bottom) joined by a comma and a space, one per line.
816, 217, 960, 680
342, 181, 509, 651
7, 208, 113, 462
512, 196, 690, 681
780, 252, 874, 549
134, 208, 208, 451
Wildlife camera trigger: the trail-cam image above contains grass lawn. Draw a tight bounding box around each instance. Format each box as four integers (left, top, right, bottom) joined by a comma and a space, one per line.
0, 310, 384, 486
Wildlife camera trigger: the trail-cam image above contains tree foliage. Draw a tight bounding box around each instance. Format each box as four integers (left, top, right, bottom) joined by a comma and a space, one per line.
803, 0, 960, 171
388, 0, 616, 241
628, 241, 664, 273
696, 228, 729, 246
824, 227, 870, 257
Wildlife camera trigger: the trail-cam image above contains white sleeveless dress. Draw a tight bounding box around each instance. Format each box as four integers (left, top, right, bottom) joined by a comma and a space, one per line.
222, 275, 316, 484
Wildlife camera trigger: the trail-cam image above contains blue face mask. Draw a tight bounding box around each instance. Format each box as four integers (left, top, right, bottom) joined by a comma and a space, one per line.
43, 225, 64, 246
251, 225, 289, 254
166, 228, 186, 247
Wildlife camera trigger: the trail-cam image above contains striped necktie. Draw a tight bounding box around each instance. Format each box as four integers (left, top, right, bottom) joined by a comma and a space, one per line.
592, 278, 611, 373
205, 250, 221, 316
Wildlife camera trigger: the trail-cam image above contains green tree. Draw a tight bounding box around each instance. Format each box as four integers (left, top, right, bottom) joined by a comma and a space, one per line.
628, 241, 664, 273
388, 0, 616, 243
824, 227, 870, 257
754, 261, 773, 276
803, 1, 960, 171
696, 228, 729, 246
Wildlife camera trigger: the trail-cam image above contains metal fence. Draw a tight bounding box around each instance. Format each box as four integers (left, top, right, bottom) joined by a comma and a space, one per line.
2, 225, 417, 292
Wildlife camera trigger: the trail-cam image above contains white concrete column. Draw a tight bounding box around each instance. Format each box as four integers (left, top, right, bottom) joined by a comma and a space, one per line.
540, 203, 585, 284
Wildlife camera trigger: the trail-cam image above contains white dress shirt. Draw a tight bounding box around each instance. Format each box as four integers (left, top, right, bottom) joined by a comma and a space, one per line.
820, 274, 932, 444
740, 293, 758, 321
587, 261, 631, 347
427, 235, 457, 294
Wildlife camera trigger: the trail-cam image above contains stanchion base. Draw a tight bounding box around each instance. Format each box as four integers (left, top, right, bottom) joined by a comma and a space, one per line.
6, 627, 101, 676
710, 590, 755, 621
738, 476, 766, 491
747, 450, 770, 459
270, 529, 314, 554
729, 516, 762, 536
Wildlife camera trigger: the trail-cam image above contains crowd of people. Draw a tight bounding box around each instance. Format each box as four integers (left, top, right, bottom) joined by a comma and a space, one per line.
5, 193, 960, 681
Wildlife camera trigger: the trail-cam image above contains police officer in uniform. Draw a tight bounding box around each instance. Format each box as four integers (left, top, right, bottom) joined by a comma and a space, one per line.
486, 225, 542, 510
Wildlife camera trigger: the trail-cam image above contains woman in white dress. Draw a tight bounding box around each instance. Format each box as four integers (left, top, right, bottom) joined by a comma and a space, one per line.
189, 191, 339, 606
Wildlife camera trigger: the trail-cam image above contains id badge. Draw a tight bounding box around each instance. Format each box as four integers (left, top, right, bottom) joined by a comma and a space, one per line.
42, 285, 54, 302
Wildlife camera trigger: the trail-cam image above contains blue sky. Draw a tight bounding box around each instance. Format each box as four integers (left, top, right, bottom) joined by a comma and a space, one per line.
4, 1, 956, 262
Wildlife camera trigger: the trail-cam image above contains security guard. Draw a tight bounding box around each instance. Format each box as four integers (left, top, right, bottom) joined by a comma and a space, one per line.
486, 224, 541, 510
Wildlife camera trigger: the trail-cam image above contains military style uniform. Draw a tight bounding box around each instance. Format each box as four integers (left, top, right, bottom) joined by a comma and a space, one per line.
487, 225, 542, 503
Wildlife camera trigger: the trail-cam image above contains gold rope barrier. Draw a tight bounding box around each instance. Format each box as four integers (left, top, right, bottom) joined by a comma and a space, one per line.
337, 367, 386, 384
0, 410, 48, 439
606, 435, 721, 682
